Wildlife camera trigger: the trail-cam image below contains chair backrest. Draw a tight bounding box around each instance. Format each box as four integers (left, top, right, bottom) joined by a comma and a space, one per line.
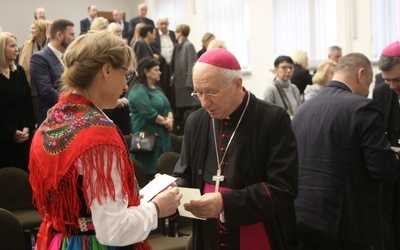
0, 167, 34, 211
157, 152, 180, 175
170, 133, 183, 154
132, 158, 147, 188
123, 134, 132, 151
0, 208, 25, 250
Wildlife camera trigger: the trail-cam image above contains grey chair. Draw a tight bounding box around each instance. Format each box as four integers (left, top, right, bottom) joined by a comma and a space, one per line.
156, 152, 193, 237
0, 208, 25, 250
0, 167, 42, 249
157, 152, 180, 175
132, 158, 148, 188
123, 134, 148, 188
170, 133, 183, 154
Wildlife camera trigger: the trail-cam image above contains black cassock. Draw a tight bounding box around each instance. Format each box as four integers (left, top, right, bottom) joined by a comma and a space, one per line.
173, 92, 300, 250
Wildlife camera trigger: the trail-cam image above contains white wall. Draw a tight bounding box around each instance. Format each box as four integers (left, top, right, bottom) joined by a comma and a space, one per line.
0, 0, 378, 99
147, 0, 376, 99
0, 0, 140, 44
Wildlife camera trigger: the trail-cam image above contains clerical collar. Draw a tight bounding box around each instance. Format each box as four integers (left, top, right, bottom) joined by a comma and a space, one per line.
223, 88, 248, 122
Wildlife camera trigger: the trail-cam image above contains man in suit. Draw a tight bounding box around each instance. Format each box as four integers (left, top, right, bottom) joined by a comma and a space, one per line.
292, 53, 400, 249
34, 7, 46, 20
80, 4, 97, 35
128, 3, 154, 44
151, 15, 177, 106
30, 19, 75, 125
112, 9, 129, 41
373, 41, 400, 250
328, 45, 342, 62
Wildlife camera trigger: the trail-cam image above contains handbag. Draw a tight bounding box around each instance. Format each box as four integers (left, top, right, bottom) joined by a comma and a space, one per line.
130, 131, 158, 153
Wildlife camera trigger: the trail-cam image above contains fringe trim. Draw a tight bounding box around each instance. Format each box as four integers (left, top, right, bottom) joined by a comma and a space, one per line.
31, 144, 140, 246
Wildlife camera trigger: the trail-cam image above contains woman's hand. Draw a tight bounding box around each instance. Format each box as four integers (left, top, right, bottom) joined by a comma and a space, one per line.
152, 186, 182, 218
164, 117, 174, 132
13, 128, 29, 143
116, 97, 129, 108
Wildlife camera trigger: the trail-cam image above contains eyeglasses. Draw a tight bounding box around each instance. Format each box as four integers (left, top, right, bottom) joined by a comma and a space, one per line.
278, 65, 294, 71
191, 90, 219, 100
120, 66, 135, 83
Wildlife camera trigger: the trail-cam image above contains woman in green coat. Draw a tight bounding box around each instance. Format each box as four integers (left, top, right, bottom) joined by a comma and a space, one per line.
128, 57, 174, 182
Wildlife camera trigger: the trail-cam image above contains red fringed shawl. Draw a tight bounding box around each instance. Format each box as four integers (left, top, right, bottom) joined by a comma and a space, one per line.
29, 93, 151, 250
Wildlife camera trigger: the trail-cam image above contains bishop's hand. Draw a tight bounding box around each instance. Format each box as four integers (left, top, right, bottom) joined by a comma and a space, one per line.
184, 192, 224, 219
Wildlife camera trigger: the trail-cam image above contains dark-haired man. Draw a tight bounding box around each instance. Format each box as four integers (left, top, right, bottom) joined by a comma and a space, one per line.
80, 4, 97, 35
30, 19, 75, 125
373, 41, 400, 250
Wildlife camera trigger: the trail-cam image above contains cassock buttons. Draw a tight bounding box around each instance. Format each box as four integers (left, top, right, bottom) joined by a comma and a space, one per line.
221, 161, 228, 166
223, 121, 230, 126
221, 134, 230, 138
220, 147, 226, 152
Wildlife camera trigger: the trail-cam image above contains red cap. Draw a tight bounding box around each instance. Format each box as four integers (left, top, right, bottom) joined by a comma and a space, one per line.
198, 48, 241, 70
381, 41, 400, 57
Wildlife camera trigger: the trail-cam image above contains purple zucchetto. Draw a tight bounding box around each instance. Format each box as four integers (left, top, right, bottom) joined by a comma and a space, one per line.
381, 41, 400, 57
197, 48, 241, 70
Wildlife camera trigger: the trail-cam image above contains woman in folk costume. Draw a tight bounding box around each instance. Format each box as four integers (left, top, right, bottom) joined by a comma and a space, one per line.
29, 30, 182, 250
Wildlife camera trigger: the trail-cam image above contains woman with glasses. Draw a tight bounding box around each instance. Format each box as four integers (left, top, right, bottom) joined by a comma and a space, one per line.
128, 57, 174, 183
29, 31, 182, 250
263, 55, 302, 118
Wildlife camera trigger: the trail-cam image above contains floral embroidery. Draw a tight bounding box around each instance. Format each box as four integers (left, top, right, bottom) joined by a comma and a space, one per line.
41, 99, 113, 155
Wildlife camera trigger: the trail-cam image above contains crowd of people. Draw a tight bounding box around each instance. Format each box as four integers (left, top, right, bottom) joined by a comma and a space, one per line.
1, 2, 400, 250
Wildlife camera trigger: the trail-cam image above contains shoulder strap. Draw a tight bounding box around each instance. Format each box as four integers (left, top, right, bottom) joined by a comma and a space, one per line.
274, 83, 289, 111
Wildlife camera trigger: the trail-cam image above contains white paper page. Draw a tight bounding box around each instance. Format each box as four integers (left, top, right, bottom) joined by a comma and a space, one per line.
391, 146, 400, 153
178, 187, 205, 220
140, 174, 177, 204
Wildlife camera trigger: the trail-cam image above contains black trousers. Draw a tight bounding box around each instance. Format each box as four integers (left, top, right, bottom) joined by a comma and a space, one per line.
299, 230, 376, 250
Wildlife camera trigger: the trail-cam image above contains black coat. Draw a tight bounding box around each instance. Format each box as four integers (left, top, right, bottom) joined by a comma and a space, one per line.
293, 81, 400, 246
290, 64, 312, 95
128, 16, 154, 44
173, 92, 300, 249
373, 83, 400, 249
80, 18, 91, 35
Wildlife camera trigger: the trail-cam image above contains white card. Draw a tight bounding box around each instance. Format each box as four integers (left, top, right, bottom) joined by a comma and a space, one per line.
178, 187, 206, 220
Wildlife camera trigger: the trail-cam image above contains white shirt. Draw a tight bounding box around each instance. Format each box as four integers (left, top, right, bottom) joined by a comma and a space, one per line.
47, 43, 64, 67
76, 147, 158, 246
159, 30, 174, 65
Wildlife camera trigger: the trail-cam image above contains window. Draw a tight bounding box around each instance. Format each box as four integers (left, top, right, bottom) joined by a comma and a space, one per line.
205, 0, 250, 70
152, 0, 250, 70
273, 0, 337, 66
153, 0, 187, 29
371, 0, 400, 61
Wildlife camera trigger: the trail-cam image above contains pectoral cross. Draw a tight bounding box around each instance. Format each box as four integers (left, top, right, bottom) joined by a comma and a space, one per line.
212, 169, 224, 192
212, 169, 226, 222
